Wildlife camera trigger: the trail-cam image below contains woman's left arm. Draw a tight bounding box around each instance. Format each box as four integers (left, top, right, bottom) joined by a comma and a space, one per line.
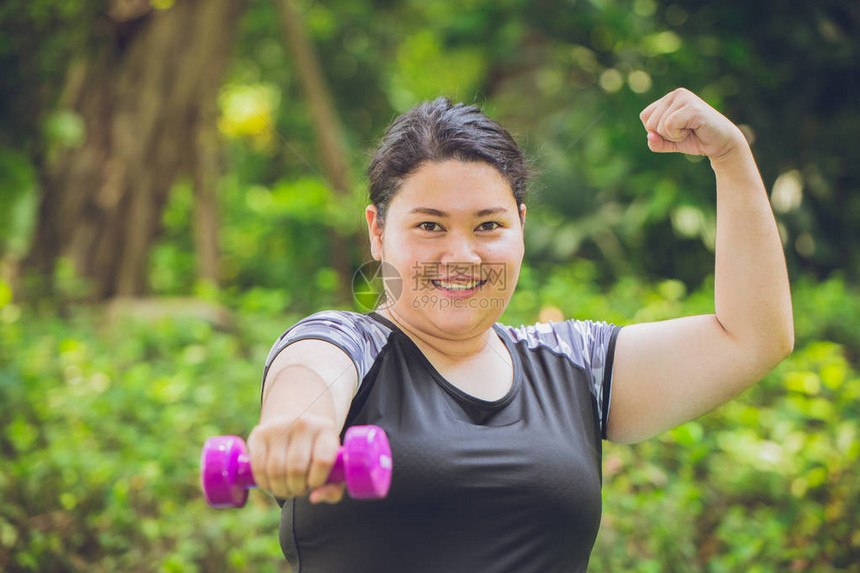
606, 88, 794, 444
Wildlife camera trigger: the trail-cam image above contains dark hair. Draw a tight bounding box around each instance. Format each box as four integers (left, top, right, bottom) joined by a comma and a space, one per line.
367, 97, 529, 228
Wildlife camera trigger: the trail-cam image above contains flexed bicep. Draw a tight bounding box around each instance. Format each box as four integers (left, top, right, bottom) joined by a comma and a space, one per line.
605, 315, 760, 444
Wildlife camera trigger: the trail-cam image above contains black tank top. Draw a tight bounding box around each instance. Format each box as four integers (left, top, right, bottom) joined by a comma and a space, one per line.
261, 310, 621, 573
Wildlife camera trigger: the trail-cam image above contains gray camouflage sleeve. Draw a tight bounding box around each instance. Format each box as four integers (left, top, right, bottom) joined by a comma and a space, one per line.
260, 311, 391, 402
549, 319, 623, 439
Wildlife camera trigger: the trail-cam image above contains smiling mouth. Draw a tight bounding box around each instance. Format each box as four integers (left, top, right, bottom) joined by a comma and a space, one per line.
430, 279, 488, 292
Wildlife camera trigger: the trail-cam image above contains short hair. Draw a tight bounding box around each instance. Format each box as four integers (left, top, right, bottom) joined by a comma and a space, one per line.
367, 97, 529, 228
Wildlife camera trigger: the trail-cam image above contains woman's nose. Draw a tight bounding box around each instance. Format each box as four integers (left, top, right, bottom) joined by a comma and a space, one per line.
439, 233, 482, 268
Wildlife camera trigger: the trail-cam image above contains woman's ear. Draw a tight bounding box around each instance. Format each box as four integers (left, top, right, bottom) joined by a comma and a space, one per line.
519, 203, 527, 226
365, 205, 383, 261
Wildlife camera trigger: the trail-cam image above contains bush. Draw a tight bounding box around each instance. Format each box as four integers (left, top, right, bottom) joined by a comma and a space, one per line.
0, 305, 287, 572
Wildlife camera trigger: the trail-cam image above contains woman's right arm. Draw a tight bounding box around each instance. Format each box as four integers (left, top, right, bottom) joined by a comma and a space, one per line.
248, 339, 359, 504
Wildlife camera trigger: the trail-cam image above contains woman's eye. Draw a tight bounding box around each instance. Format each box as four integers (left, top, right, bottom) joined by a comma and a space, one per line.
417, 221, 501, 232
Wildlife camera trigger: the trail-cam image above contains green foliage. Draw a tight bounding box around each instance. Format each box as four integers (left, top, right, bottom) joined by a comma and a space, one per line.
3, 0, 858, 297
2, 271, 859, 570
0, 145, 38, 258
386, 29, 488, 111
198, 0, 855, 294
0, 299, 291, 571
149, 173, 361, 312
593, 339, 860, 571
0, 0, 102, 148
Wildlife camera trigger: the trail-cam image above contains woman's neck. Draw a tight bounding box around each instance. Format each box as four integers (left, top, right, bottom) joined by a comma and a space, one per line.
375, 307, 500, 363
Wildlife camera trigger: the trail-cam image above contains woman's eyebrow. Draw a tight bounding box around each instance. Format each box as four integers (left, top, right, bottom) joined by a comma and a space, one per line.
407, 207, 508, 217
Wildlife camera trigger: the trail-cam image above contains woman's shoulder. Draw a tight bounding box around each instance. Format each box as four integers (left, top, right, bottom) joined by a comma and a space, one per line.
294, 308, 366, 324
284, 309, 394, 341
496, 318, 616, 351
264, 310, 394, 385
496, 318, 620, 420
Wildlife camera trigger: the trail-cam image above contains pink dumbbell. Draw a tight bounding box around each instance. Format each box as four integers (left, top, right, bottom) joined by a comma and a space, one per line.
200, 424, 393, 508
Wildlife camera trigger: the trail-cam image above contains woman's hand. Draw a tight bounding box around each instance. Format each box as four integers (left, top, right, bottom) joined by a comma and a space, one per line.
640, 88, 747, 162
247, 412, 347, 504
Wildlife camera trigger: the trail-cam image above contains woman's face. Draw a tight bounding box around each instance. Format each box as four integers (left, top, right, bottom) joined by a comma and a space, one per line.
365, 159, 526, 339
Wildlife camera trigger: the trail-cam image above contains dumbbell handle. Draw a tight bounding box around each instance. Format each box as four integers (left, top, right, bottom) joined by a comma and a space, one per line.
227, 446, 347, 489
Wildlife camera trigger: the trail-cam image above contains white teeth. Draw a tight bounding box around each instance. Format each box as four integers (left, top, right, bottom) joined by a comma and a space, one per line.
432, 280, 482, 291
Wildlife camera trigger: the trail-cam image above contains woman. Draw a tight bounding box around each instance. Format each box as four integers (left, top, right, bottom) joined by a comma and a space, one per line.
248, 88, 794, 572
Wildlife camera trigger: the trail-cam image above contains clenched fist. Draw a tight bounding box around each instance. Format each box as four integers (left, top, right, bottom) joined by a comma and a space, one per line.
247, 413, 347, 504
640, 88, 747, 162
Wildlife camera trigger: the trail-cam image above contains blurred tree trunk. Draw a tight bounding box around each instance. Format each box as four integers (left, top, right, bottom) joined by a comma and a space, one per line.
22, 0, 245, 301
276, 0, 356, 302
192, 68, 222, 287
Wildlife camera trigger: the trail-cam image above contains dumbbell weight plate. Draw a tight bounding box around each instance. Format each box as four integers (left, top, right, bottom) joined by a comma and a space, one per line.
342, 425, 393, 499
201, 435, 250, 508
